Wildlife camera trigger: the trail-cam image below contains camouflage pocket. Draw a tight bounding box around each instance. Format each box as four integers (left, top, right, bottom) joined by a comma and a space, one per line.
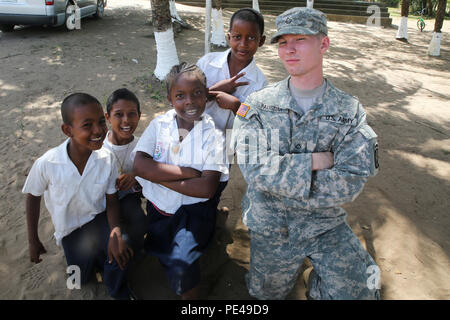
358, 124, 379, 175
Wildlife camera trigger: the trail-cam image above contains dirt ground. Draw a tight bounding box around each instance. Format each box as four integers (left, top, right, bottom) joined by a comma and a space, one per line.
0, 0, 449, 300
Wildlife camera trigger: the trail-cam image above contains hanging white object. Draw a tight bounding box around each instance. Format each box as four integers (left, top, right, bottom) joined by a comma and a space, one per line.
253, 0, 260, 12
428, 32, 442, 56
154, 27, 179, 80
396, 16, 408, 40
205, 0, 212, 54
307, 0, 314, 9
211, 8, 227, 47
169, 0, 182, 22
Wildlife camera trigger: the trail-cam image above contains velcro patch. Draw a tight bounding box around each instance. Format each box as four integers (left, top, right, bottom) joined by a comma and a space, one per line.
237, 103, 250, 118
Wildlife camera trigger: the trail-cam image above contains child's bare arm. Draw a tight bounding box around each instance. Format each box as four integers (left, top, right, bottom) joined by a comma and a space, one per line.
26, 194, 47, 263
105, 193, 133, 270
133, 151, 201, 183
209, 91, 241, 114
159, 170, 221, 199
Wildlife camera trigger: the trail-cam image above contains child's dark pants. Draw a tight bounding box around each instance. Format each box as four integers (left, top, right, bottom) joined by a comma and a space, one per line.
145, 200, 217, 295
61, 211, 130, 299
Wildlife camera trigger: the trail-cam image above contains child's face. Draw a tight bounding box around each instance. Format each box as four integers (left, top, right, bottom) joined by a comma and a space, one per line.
168, 73, 207, 127
105, 99, 140, 143
227, 19, 265, 65
62, 103, 107, 152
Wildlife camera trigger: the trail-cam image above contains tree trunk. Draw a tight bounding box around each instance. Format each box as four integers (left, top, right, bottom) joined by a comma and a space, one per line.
428, 0, 447, 56
211, 0, 227, 47
426, 0, 432, 16
434, 0, 446, 32
152, 0, 171, 32
253, 0, 260, 12
205, 0, 212, 54
307, 0, 314, 9
169, 0, 189, 28
151, 0, 179, 80
396, 0, 409, 41
400, 0, 409, 16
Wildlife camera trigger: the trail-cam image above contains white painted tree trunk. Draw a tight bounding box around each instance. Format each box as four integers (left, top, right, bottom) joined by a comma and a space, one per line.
151, 0, 179, 80
252, 0, 260, 12
169, 0, 182, 22
428, 32, 442, 56
307, 0, 314, 8
154, 28, 179, 80
211, 8, 227, 47
396, 16, 408, 40
205, 0, 212, 54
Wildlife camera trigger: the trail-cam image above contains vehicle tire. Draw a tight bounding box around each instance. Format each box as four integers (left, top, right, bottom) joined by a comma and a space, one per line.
93, 0, 105, 19
0, 24, 15, 32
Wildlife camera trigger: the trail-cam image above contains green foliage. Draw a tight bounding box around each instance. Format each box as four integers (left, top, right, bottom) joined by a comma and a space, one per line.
381, 0, 401, 8
384, 0, 445, 17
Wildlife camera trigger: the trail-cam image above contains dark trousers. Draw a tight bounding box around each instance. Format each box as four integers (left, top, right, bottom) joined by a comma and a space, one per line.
61, 212, 130, 299
119, 193, 147, 251
145, 200, 217, 295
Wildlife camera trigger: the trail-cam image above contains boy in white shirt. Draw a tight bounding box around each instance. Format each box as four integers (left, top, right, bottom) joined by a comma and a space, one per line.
104, 88, 147, 252
197, 8, 267, 210
133, 63, 228, 299
22, 93, 133, 299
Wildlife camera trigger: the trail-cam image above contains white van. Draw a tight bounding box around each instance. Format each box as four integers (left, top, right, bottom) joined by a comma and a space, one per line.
0, 0, 105, 32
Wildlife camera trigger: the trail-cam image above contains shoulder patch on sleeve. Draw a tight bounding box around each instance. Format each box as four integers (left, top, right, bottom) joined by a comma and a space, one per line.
236, 103, 250, 118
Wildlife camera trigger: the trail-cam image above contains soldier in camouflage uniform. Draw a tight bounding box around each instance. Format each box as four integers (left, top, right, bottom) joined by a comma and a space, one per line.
231, 7, 380, 300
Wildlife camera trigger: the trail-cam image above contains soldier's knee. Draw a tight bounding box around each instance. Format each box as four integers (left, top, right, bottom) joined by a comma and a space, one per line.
245, 270, 291, 300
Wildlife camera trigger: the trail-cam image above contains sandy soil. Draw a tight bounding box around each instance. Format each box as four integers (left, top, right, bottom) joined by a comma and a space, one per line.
0, 0, 449, 300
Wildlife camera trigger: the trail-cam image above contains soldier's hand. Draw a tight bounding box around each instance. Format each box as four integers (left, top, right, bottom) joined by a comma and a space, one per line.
312, 152, 334, 171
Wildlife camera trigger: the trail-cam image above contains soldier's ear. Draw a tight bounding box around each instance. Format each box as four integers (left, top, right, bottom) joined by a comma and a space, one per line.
320, 35, 330, 53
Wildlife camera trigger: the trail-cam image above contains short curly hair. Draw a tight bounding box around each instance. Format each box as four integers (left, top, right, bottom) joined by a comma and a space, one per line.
165, 62, 207, 96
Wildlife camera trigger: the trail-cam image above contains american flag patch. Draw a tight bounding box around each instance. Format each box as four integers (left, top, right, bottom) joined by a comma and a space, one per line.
236, 103, 250, 118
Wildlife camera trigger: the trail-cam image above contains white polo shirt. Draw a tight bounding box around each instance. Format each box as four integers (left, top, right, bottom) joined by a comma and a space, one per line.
197, 48, 268, 133
132, 109, 229, 214
22, 139, 119, 245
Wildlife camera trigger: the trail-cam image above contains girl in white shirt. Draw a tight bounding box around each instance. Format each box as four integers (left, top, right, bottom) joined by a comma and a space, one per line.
133, 63, 228, 299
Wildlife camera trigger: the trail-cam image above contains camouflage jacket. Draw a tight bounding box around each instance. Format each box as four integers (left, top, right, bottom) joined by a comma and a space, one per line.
232, 78, 379, 241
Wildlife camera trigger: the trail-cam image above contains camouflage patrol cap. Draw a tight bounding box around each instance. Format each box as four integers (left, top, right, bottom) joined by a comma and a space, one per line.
270, 7, 328, 44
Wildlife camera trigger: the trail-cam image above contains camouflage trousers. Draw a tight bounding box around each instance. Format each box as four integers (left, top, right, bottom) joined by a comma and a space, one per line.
246, 222, 381, 300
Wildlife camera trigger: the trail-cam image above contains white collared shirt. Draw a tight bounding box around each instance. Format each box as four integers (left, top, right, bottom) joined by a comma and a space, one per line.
197, 48, 268, 133
132, 109, 229, 214
103, 132, 139, 174
22, 139, 119, 245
